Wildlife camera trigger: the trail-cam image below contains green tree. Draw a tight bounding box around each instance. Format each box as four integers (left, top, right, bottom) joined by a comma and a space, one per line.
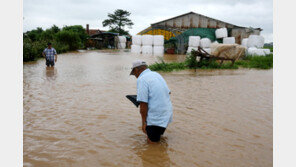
50, 25, 60, 33
102, 9, 133, 35
55, 31, 80, 50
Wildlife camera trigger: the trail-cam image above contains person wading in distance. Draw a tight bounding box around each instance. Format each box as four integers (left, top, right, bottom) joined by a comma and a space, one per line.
130, 60, 173, 143
42, 42, 57, 67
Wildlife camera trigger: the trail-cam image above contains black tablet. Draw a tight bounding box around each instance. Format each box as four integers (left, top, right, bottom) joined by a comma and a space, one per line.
125, 95, 140, 108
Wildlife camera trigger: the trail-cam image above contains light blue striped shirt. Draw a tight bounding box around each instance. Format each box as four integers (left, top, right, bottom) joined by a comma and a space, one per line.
137, 69, 173, 128
43, 48, 57, 62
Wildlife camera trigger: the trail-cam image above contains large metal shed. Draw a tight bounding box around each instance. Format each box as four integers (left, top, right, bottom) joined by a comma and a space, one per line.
138, 12, 262, 53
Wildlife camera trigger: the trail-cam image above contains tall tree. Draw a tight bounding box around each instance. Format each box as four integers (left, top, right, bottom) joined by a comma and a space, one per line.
102, 9, 134, 35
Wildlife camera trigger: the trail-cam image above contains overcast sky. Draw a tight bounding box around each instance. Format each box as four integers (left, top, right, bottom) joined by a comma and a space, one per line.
23, 0, 273, 42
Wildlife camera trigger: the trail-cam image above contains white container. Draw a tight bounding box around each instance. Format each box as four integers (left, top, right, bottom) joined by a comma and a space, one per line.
223, 37, 235, 44
247, 47, 265, 56
118, 42, 126, 49
241, 38, 248, 48
254, 49, 266, 56
118, 36, 126, 43
142, 35, 153, 46
203, 48, 211, 54
215, 28, 228, 38
263, 49, 271, 55
200, 38, 211, 48
153, 35, 164, 46
141, 45, 153, 54
153, 46, 164, 55
247, 35, 264, 48
247, 47, 257, 55
188, 36, 200, 47
131, 45, 141, 54
132, 35, 142, 45
187, 47, 198, 54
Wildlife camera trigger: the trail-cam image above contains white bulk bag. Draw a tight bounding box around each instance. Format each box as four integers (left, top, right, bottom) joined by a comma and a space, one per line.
131, 45, 141, 54
241, 38, 248, 48
247, 35, 264, 48
203, 48, 211, 54
118, 36, 126, 43
263, 49, 271, 55
247, 47, 265, 56
187, 47, 198, 54
247, 47, 257, 55
132, 35, 142, 45
188, 36, 200, 47
153, 35, 164, 46
141, 45, 153, 54
118, 42, 126, 49
142, 35, 153, 46
200, 38, 211, 48
223, 37, 235, 44
153, 46, 164, 55
254, 49, 266, 56
215, 28, 228, 38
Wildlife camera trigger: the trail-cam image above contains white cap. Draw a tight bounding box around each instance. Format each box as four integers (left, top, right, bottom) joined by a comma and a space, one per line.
130, 60, 147, 75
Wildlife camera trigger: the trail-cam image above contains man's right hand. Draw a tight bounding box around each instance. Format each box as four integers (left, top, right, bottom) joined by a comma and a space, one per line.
142, 122, 147, 134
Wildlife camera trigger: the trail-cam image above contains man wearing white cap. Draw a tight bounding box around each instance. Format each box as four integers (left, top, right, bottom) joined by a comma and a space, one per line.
130, 60, 173, 143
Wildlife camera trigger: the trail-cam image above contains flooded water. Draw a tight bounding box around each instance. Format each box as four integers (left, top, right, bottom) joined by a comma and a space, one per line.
23, 50, 272, 167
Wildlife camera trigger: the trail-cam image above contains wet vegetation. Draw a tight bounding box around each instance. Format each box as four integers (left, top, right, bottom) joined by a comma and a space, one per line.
149, 53, 273, 72
23, 25, 88, 62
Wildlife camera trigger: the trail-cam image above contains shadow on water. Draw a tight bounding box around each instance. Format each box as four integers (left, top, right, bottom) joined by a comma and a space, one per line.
133, 137, 170, 167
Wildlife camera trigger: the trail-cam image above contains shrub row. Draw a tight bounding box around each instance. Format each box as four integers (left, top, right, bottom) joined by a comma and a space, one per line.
23, 25, 88, 62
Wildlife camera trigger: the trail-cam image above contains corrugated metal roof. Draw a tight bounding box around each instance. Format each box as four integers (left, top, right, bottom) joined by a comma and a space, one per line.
150, 11, 261, 30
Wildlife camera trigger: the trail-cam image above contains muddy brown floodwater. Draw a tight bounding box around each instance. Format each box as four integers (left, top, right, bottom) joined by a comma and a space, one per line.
23, 50, 272, 167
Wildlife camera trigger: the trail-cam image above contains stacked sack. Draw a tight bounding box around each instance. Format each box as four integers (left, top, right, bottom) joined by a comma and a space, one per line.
241, 38, 248, 48
131, 35, 164, 55
215, 28, 228, 39
200, 38, 212, 54
215, 28, 235, 45
244, 35, 269, 56
187, 36, 200, 54
141, 35, 153, 54
118, 36, 126, 49
131, 35, 142, 54
153, 35, 164, 55
223, 37, 235, 44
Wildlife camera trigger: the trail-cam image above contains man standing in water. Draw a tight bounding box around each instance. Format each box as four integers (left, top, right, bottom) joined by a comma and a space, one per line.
42, 42, 57, 67
130, 60, 173, 143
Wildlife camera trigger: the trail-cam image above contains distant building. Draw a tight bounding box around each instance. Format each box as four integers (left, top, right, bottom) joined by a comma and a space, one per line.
138, 12, 262, 53
85, 24, 119, 49
85, 24, 106, 36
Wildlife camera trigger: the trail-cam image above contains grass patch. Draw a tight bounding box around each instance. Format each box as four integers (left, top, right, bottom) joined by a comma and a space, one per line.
149, 61, 186, 72
149, 54, 273, 72
235, 54, 273, 69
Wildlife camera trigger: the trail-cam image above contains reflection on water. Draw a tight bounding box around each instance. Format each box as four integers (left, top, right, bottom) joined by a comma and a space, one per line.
45, 66, 57, 79
23, 50, 273, 167
133, 137, 170, 167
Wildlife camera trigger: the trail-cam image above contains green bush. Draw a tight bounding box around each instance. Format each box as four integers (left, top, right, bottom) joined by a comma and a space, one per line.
184, 53, 198, 68
23, 38, 47, 61
23, 25, 88, 62
55, 30, 81, 50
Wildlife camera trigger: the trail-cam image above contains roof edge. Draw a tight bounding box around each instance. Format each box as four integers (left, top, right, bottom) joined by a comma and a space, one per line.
151, 11, 251, 29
